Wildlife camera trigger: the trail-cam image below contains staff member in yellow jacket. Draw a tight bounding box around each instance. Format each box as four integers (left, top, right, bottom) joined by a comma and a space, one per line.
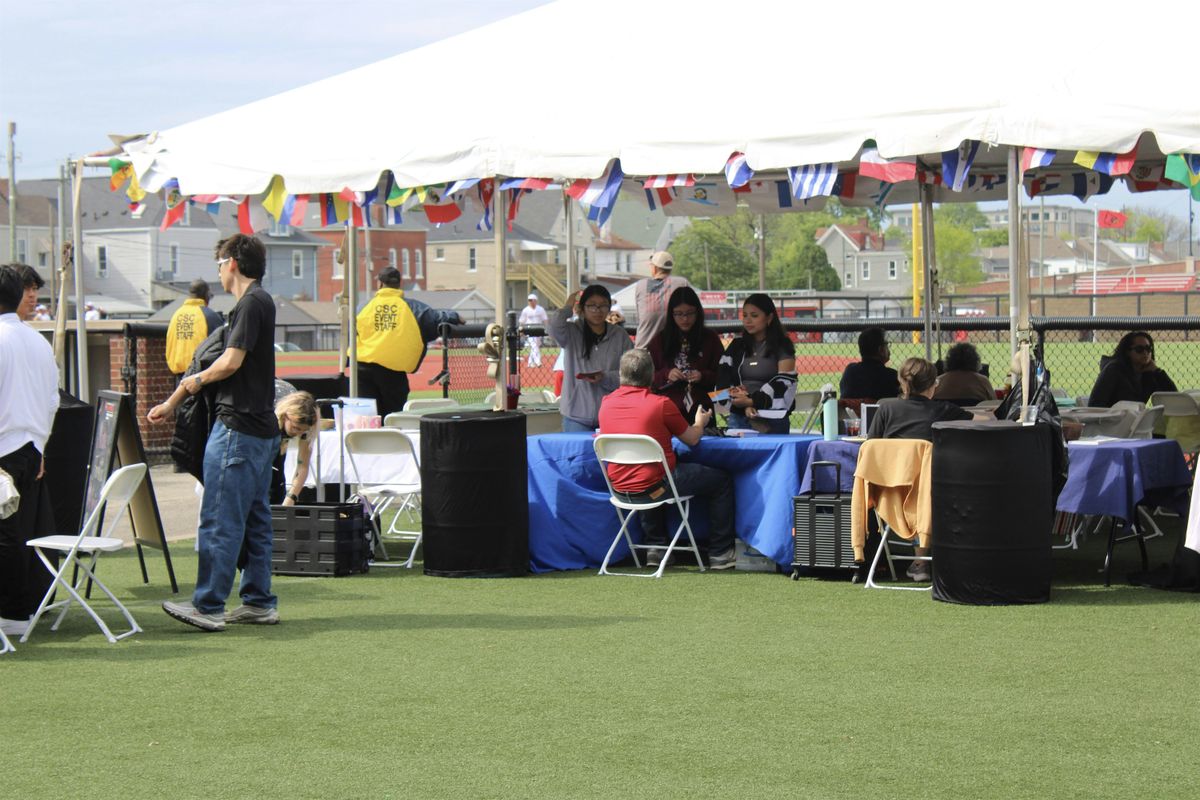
354, 267, 463, 417
166, 279, 223, 375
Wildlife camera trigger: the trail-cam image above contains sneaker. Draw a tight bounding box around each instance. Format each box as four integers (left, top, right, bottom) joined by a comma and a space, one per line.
0, 617, 30, 636
162, 600, 225, 632
225, 605, 280, 625
709, 547, 738, 570
907, 561, 932, 582
644, 548, 665, 568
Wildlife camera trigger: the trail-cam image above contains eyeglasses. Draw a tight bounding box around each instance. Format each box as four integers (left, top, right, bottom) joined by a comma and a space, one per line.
672, 310, 697, 319
1130, 345, 1153, 354
216, 257, 231, 274
583, 304, 611, 313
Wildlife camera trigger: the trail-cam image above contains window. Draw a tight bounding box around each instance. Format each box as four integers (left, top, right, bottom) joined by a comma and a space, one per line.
97, 246, 108, 278
554, 249, 560, 264
583, 249, 589, 270
844, 270, 853, 286
435, 247, 445, 261
388, 248, 397, 269
16, 239, 27, 264
37, 252, 48, 267
292, 251, 303, 279
269, 218, 290, 236
861, 260, 870, 280
402, 249, 411, 278
888, 260, 897, 280
468, 247, 476, 272
415, 250, 424, 278
169, 243, 180, 275
332, 248, 343, 279
625, 254, 632, 272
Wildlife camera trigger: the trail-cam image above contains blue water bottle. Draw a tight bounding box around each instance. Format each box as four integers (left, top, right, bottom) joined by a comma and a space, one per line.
821, 384, 838, 441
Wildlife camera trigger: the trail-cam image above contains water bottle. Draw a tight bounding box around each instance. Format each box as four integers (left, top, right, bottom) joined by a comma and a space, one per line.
821, 384, 838, 441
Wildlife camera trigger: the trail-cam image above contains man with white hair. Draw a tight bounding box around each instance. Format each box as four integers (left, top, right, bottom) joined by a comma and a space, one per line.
518, 292, 549, 367
633, 250, 690, 348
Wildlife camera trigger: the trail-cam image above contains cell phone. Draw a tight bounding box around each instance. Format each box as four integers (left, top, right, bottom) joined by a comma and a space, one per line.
575, 371, 601, 379
708, 388, 731, 403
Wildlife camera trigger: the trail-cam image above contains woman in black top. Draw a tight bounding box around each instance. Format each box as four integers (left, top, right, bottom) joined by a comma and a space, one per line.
646, 286, 723, 423
717, 293, 797, 434
1088, 331, 1177, 408
867, 357, 973, 442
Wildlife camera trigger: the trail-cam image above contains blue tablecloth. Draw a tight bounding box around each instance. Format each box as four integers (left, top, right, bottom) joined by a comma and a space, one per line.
526, 433, 819, 572
1057, 438, 1191, 522
796, 439, 862, 495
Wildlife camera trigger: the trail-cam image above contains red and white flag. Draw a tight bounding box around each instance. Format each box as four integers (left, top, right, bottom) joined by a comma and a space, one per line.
858, 147, 917, 183
1097, 210, 1127, 229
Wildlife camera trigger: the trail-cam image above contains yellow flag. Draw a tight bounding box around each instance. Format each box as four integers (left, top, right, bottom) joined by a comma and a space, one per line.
125, 172, 146, 203
262, 176, 287, 220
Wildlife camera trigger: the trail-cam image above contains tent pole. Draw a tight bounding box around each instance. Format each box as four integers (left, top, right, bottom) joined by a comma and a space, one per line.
563, 189, 578, 296
71, 159, 88, 400
920, 184, 935, 361
1007, 146, 1026, 355
494, 182, 508, 411
347, 220, 358, 397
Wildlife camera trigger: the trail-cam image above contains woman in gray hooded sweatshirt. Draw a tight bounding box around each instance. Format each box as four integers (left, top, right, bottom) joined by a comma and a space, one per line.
548, 285, 633, 432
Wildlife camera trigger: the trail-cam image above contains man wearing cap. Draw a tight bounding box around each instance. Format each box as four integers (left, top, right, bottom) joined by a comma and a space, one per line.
83, 302, 102, 321
518, 292, 549, 367
166, 279, 223, 376
354, 266, 463, 418
633, 251, 690, 349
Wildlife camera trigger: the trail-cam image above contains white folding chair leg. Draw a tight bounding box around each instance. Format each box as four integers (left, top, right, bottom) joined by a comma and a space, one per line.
0, 628, 13, 655
864, 520, 930, 592
22, 547, 141, 644
598, 509, 647, 576
660, 498, 705, 575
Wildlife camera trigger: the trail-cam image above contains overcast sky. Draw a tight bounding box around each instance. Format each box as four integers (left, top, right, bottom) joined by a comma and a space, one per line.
0, 0, 1192, 226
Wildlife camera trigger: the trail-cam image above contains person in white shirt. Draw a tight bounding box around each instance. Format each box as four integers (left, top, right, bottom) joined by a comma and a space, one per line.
0, 264, 61, 637
83, 302, 102, 321
518, 292, 549, 367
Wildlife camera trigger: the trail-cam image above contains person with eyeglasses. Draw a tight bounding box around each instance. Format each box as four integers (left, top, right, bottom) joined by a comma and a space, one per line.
547, 284, 633, 432
1087, 330, 1177, 408
645, 286, 722, 423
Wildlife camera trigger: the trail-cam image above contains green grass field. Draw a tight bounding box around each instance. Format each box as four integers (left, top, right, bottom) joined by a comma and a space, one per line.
5, 522, 1198, 799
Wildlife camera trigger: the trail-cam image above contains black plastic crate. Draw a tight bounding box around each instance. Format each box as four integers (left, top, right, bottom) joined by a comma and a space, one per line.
792, 460, 857, 578
271, 502, 369, 577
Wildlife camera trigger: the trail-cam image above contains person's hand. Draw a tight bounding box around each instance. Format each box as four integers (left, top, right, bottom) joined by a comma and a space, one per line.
281, 495, 296, 507
730, 386, 753, 408
1142, 358, 1158, 373
694, 407, 713, 428
684, 369, 699, 384
37, 457, 45, 480
570, 291, 583, 315
745, 406, 759, 418
147, 402, 174, 424
668, 368, 687, 382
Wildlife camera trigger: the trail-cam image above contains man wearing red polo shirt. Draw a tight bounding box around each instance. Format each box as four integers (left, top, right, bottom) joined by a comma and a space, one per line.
597, 348, 736, 569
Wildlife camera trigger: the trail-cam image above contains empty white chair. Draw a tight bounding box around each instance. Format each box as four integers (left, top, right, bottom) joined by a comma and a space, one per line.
402, 397, 459, 411
1129, 405, 1164, 439
1149, 391, 1200, 417
383, 412, 422, 431
344, 429, 423, 568
794, 390, 824, 433
22, 463, 147, 644
592, 434, 704, 578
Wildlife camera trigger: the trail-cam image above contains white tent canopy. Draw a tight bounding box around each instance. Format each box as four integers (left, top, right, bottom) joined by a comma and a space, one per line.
121, 0, 1199, 197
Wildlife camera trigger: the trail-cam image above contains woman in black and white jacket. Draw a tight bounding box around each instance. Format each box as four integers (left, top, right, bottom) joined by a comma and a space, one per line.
717, 293, 797, 434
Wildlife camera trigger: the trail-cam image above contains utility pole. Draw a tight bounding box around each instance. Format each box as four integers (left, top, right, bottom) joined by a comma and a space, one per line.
54, 163, 66, 316
756, 212, 766, 289
703, 240, 711, 290
6, 122, 15, 260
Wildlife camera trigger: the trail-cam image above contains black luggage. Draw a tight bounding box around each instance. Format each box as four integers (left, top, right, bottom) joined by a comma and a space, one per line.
791, 460, 857, 580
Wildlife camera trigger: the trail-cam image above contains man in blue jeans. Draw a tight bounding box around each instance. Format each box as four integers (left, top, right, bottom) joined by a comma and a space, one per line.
148, 234, 281, 630
597, 349, 737, 569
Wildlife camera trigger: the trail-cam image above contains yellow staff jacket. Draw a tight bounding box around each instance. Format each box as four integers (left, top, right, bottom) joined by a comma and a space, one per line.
166, 298, 212, 374
354, 288, 424, 372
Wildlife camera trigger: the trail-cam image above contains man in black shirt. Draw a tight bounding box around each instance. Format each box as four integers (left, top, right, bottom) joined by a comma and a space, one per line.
148, 235, 281, 631
839, 327, 900, 401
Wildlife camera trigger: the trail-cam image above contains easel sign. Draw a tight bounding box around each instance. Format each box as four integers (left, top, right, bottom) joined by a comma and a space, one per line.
83, 390, 178, 593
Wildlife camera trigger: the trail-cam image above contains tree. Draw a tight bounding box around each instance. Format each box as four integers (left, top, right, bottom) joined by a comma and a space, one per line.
671, 220, 758, 289
767, 240, 840, 290
934, 223, 984, 288
935, 203, 988, 231
978, 229, 1008, 247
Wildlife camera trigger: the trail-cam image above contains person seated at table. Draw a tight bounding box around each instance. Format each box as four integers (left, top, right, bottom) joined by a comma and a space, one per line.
1087, 330, 1177, 408
717, 293, 797, 434
548, 284, 634, 432
933, 342, 995, 405
839, 327, 900, 402
598, 349, 737, 569
646, 286, 722, 424
868, 357, 974, 442
272, 391, 317, 506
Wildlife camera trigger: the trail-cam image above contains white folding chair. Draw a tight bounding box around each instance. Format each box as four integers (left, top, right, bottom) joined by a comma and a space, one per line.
383, 412, 422, 431
402, 398, 459, 411
853, 439, 933, 592
864, 517, 931, 591
345, 429, 423, 568
0, 628, 13, 655
21, 463, 147, 644
592, 434, 705, 578
1129, 405, 1164, 439
541, 389, 559, 405
793, 390, 824, 433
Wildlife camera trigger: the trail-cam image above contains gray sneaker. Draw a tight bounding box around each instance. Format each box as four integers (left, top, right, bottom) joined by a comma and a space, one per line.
708, 547, 738, 570
163, 600, 225, 632
225, 605, 280, 625
907, 560, 932, 582
644, 548, 665, 568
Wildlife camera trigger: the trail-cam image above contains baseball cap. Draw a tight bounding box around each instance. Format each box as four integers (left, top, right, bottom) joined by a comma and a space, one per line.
649, 251, 674, 270
527, 293, 538, 301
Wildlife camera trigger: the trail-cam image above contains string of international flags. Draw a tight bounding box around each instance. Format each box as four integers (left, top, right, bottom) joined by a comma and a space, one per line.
104, 143, 1200, 234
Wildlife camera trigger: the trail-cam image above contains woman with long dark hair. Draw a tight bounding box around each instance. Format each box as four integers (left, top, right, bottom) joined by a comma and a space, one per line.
547, 284, 633, 431
646, 286, 722, 423
1088, 330, 1177, 407
717, 293, 797, 434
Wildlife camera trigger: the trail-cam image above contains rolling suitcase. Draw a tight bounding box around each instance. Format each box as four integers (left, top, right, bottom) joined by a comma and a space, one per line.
791, 460, 857, 581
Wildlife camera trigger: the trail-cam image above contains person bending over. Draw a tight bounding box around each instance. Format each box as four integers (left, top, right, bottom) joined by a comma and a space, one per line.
548, 284, 633, 432
598, 349, 737, 569
717, 293, 796, 434
1087, 330, 1176, 408
273, 391, 318, 507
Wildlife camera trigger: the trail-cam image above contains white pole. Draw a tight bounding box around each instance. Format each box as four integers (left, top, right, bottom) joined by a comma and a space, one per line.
70, 159, 88, 400
563, 189, 577, 296
1007, 146, 1026, 354
1091, 207, 1098, 318
494, 182, 508, 410
347, 221, 358, 397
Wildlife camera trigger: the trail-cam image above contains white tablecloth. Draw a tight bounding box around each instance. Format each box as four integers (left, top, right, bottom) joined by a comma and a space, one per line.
283, 429, 420, 489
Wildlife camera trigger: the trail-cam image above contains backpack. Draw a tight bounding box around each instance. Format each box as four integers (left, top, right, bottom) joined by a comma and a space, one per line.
170, 326, 227, 483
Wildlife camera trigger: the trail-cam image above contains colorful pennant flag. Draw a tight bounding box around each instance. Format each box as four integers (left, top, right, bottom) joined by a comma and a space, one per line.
643, 186, 675, 212
1070, 172, 1114, 200
445, 178, 482, 197
1073, 149, 1136, 176
1097, 210, 1127, 229
565, 160, 624, 210
421, 187, 462, 224
942, 141, 980, 192
1025, 173, 1061, 198
498, 177, 552, 191
280, 194, 310, 226
108, 158, 133, 192
237, 198, 254, 235
858, 148, 917, 183
725, 152, 754, 189
262, 176, 287, 220
787, 163, 838, 200
387, 184, 427, 207
1164, 154, 1200, 200
831, 171, 857, 199
643, 174, 695, 189
472, 180, 494, 231
160, 201, 187, 232
1020, 147, 1056, 174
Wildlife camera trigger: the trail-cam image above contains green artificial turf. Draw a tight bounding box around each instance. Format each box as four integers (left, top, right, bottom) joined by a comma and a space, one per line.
4, 528, 1197, 799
